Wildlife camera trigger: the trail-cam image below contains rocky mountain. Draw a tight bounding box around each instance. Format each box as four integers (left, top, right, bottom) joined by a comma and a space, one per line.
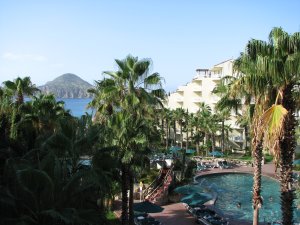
39, 73, 94, 98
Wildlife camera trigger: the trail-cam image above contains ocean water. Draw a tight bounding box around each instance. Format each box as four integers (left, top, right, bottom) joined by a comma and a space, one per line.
59, 98, 93, 117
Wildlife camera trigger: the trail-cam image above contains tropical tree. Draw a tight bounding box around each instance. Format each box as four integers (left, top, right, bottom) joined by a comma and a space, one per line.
214, 109, 230, 152
173, 108, 185, 148
2, 77, 39, 140
23, 94, 71, 134
89, 55, 165, 225
235, 27, 300, 225
0, 97, 112, 225
2, 76, 39, 105
195, 103, 214, 155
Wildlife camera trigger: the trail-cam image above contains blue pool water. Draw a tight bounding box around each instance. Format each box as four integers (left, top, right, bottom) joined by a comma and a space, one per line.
191, 173, 300, 223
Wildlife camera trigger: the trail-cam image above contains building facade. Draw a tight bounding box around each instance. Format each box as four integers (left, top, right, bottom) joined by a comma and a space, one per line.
165, 59, 234, 113
164, 59, 245, 149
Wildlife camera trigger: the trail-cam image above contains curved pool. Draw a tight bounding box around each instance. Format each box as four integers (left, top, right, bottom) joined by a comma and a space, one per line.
191, 173, 300, 223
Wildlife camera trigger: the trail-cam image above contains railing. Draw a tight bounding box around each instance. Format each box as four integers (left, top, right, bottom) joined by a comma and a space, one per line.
142, 170, 162, 199
176, 97, 184, 102
144, 166, 173, 201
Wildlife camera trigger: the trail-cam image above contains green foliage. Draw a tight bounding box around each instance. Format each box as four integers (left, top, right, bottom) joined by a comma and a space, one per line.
184, 160, 197, 180
173, 158, 183, 171
139, 168, 159, 184
0, 83, 115, 225
106, 211, 121, 225
264, 154, 273, 163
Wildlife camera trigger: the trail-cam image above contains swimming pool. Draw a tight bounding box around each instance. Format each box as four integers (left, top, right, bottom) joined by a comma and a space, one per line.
191, 173, 300, 223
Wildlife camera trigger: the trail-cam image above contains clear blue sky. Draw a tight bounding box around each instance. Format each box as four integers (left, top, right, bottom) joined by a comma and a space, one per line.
1, 0, 300, 92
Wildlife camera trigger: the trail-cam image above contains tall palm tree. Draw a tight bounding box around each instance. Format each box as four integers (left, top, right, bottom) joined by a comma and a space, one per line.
234, 55, 272, 225
235, 27, 300, 225
89, 55, 164, 225
214, 109, 230, 152
196, 103, 213, 155
23, 94, 71, 134
3, 76, 39, 105
2, 77, 39, 139
173, 108, 185, 148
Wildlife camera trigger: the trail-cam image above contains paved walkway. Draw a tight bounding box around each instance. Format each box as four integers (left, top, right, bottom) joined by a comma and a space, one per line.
149, 203, 195, 225
149, 163, 278, 225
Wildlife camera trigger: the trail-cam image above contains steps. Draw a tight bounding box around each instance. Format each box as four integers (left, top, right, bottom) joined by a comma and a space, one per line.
143, 167, 173, 205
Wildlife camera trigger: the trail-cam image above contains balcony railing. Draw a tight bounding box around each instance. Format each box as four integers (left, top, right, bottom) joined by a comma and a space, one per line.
193, 87, 202, 92
176, 97, 184, 102
193, 98, 202, 103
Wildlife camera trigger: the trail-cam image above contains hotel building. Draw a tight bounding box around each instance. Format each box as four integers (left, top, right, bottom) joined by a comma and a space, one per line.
164, 59, 244, 149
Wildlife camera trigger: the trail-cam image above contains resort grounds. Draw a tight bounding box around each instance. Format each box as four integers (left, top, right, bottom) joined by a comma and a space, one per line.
148, 162, 278, 225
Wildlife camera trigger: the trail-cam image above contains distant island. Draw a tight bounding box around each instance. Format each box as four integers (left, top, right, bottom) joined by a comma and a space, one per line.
39, 73, 94, 98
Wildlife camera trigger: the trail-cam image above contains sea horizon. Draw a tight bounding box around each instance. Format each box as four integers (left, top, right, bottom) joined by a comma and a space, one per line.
59, 98, 93, 117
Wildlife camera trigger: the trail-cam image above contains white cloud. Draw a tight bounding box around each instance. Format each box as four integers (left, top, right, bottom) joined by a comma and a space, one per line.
2, 52, 47, 62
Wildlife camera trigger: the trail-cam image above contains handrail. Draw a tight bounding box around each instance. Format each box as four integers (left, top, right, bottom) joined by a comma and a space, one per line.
142, 169, 162, 198
145, 165, 173, 200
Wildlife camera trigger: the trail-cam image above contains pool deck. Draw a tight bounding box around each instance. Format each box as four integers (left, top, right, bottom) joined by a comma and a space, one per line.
149, 163, 278, 225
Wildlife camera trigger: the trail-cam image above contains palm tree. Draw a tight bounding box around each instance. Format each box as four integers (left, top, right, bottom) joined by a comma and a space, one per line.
23, 94, 71, 134
3, 76, 39, 105
2, 77, 39, 139
173, 108, 185, 148
196, 103, 213, 155
235, 27, 300, 225
163, 108, 172, 150
89, 55, 165, 225
234, 55, 272, 225
214, 109, 230, 152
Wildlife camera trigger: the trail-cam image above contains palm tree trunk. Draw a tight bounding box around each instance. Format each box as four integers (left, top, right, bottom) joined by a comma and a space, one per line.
121, 164, 129, 225
205, 133, 209, 156
173, 121, 176, 145
180, 125, 183, 149
212, 134, 215, 152
252, 139, 263, 225
128, 168, 134, 225
165, 119, 169, 150
161, 118, 164, 145
190, 126, 194, 148
10, 107, 17, 140
221, 120, 225, 152
186, 128, 189, 150
168, 123, 171, 147
279, 85, 296, 225
181, 149, 186, 180
196, 141, 200, 155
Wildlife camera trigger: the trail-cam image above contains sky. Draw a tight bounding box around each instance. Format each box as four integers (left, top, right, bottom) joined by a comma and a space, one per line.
1, 0, 300, 92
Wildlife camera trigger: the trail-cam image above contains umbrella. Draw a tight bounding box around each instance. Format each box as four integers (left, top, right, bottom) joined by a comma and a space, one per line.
169, 146, 181, 153
209, 151, 224, 157
293, 159, 300, 165
133, 201, 164, 213
181, 192, 212, 205
186, 149, 196, 154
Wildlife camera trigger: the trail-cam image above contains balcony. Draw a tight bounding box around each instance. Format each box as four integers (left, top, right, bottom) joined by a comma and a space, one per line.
193, 87, 202, 92
176, 97, 184, 102
193, 98, 202, 103
212, 75, 222, 80
177, 86, 185, 93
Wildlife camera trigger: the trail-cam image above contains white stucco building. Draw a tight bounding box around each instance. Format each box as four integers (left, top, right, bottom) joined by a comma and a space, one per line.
164, 59, 244, 149
165, 59, 234, 113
